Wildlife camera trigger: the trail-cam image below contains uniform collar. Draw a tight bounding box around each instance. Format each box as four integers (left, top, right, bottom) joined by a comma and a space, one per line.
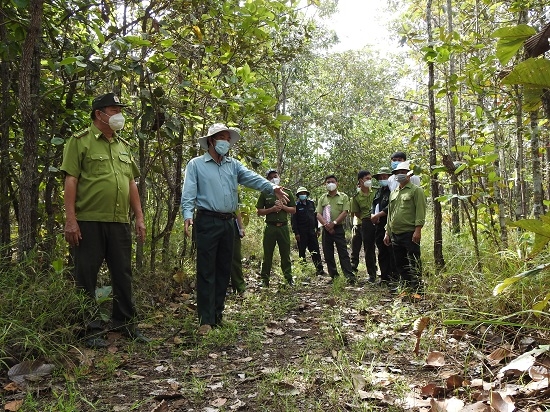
203, 152, 232, 163
90, 123, 119, 141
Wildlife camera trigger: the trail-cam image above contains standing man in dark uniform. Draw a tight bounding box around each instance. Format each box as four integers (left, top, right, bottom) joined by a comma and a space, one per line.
257, 169, 296, 287
370, 166, 395, 284
291, 187, 324, 276
61, 92, 148, 348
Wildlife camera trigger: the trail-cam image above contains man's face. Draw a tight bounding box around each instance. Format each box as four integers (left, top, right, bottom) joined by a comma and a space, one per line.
213, 131, 230, 142
325, 178, 337, 187
267, 172, 279, 180
378, 174, 390, 180
391, 156, 405, 163
359, 175, 372, 184
97, 105, 122, 120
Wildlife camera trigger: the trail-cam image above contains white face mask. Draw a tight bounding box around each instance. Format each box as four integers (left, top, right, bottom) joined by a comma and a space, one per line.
395, 174, 408, 183
363, 180, 372, 188
326, 182, 337, 192
271, 177, 281, 185
108, 113, 125, 131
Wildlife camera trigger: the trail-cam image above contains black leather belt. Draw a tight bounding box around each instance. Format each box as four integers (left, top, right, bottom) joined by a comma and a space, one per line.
267, 221, 287, 227
197, 209, 234, 220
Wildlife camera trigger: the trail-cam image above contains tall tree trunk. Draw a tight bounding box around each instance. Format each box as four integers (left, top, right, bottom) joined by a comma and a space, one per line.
530, 111, 543, 218
0, 9, 12, 264
18, 0, 44, 258
514, 87, 526, 219
446, 0, 460, 234
427, 0, 445, 270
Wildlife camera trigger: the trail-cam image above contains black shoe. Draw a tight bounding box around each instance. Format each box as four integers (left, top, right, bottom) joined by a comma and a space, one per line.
123, 329, 151, 343
85, 337, 108, 348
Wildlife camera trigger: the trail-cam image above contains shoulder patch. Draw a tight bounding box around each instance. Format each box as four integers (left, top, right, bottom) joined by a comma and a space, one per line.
74, 130, 88, 139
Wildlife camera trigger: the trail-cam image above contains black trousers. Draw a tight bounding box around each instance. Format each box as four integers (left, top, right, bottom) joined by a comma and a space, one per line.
296, 228, 323, 274
195, 214, 234, 326
390, 231, 422, 287
72, 221, 136, 334
360, 218, 377, 279
322, 225, 355, 280
374, 220, 396, 282
350, 224, 362, 270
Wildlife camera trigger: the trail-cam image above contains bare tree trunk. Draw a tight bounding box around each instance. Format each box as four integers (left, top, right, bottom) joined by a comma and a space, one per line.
0, 10, 13, 264
531, 111, 543, 218
18, 0, 44, 258
427, 0, 445, 270
446, 0, 460, 234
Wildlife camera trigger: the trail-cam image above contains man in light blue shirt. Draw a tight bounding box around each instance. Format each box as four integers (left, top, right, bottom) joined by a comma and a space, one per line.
181, 123, 288, 335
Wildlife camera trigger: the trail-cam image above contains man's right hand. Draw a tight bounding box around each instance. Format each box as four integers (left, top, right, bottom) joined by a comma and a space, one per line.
64, 220, 82, 247
184, 218, 193, 238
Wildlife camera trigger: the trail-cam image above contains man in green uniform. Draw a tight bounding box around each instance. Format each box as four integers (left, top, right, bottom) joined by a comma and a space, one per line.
257, 169, 296, 287
384, 161, 427, 292
350, 170, 377, 283
316, 174, 356, 284
61, 92, 148, 348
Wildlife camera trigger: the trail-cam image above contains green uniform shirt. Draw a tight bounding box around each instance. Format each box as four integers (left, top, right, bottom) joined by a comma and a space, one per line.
350, 190, 375, 219
387, 182, 427, 235
316, 191, 350, 222
256, 192, 295, 223
60, 124, 140, 223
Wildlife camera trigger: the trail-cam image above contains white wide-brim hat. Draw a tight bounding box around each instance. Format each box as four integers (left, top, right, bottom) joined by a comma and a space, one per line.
198, 123, 241, 151
392, 161, 412, 174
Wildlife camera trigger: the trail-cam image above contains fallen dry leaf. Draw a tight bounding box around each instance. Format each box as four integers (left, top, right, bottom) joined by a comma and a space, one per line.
4, 400, 23, 411
412, 316, 430, 356
210, 397, 227, 407
150, 399, 169, 412
489, 391, 515, 412
429, 397, 465, 412
446, 374, 464, 390
8, 361, 55, 385
487, 347, 512, 365
459, 401, 491, 411
351, 373, 366, 391
426, 351, 445, 367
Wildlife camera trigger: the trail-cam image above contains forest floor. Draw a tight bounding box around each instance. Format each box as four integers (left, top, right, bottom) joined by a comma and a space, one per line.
2, 265, 550, 411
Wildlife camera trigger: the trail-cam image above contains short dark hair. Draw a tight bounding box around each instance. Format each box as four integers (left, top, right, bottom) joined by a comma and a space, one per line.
357, 170, 371, 180
324, 174, 337, 182
390, 151, 407, 160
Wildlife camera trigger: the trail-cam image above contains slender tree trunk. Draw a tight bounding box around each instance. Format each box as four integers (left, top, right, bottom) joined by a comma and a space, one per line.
18, 0, 44, 258
0, 9, 12, 263
427, 0, 445, 270
531, 111, 543, 218
446, 0, 460, 234
514, 89, 526, 219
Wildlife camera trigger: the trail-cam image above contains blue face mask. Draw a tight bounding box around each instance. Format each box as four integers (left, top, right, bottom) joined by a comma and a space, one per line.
298, 194, 307, 201
214, 140, 231, 156
379, 180, 389, 187
391, 160, 400, 170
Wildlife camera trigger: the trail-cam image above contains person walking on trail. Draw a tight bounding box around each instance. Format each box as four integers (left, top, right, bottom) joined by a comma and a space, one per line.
256, 169, 296, 287
384, 161, 427, 293
350, 170, 377, 283
387, 151, 421, 191
180, 123, 289, 335
61, 92, 149, 348
370, 166, 396, 285
291, 186, 324, 276
316, 174, 356, 284
230, 210, 247, 296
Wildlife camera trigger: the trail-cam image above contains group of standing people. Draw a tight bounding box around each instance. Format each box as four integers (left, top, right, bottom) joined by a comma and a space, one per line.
61, 92, 427, 343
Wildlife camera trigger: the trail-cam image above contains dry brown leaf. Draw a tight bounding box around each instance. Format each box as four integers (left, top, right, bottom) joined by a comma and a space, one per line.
528, 364, 549, 381
489, 391, 515, 412
451, 329, 467, 340
4, 400, 23, 412
8, 361, 55, 385
498, 352, 536, 378
3, 382, 22, 392
487, 347, 512, 365
357, 389, 384, 400
426, 351, 445, 367
351, 373, 366, 391
211, 397, 227, 407
459, 401, 492, 411
412, 316, 430, 355
446, 374, 464, 390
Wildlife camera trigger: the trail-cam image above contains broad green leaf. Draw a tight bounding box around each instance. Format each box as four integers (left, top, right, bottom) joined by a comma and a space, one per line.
59, 57, 77, 65
502, 58, 550, 88
492, 25, 536, 65
529, 232, 550, 257
50, 137, 64, 145
507, 218, 550, 237
493, 263, 550, 295
12, 0, 29, 8
532, 293, 550, 314
123, 35, 151, 47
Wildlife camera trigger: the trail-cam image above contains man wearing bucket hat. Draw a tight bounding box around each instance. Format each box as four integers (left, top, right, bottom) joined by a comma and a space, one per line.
181, 123, 289, 335
291, 186, 324, 276
256, 169, 296, 287
388, 151, 421, 191
61, 92, 149, 347
383, 161, 426, 292
370, 166, 396, 284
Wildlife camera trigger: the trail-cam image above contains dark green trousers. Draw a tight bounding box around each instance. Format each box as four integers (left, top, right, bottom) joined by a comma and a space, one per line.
260, 224, 292, 285
72, 221, 136, 335
230, 231, 246, 293
195, 214, 234, 326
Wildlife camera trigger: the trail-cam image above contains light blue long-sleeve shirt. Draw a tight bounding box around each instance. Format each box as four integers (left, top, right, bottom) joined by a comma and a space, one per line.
180, 152, 274, 220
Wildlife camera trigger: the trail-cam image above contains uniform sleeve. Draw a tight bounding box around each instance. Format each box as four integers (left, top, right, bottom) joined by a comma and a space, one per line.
181, 160, 198, 220
256, 193, 266, 209
60, 137, 82, 178
414, 187, 427, 227
350, 196, 359, 213
342, 194, 350, 211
